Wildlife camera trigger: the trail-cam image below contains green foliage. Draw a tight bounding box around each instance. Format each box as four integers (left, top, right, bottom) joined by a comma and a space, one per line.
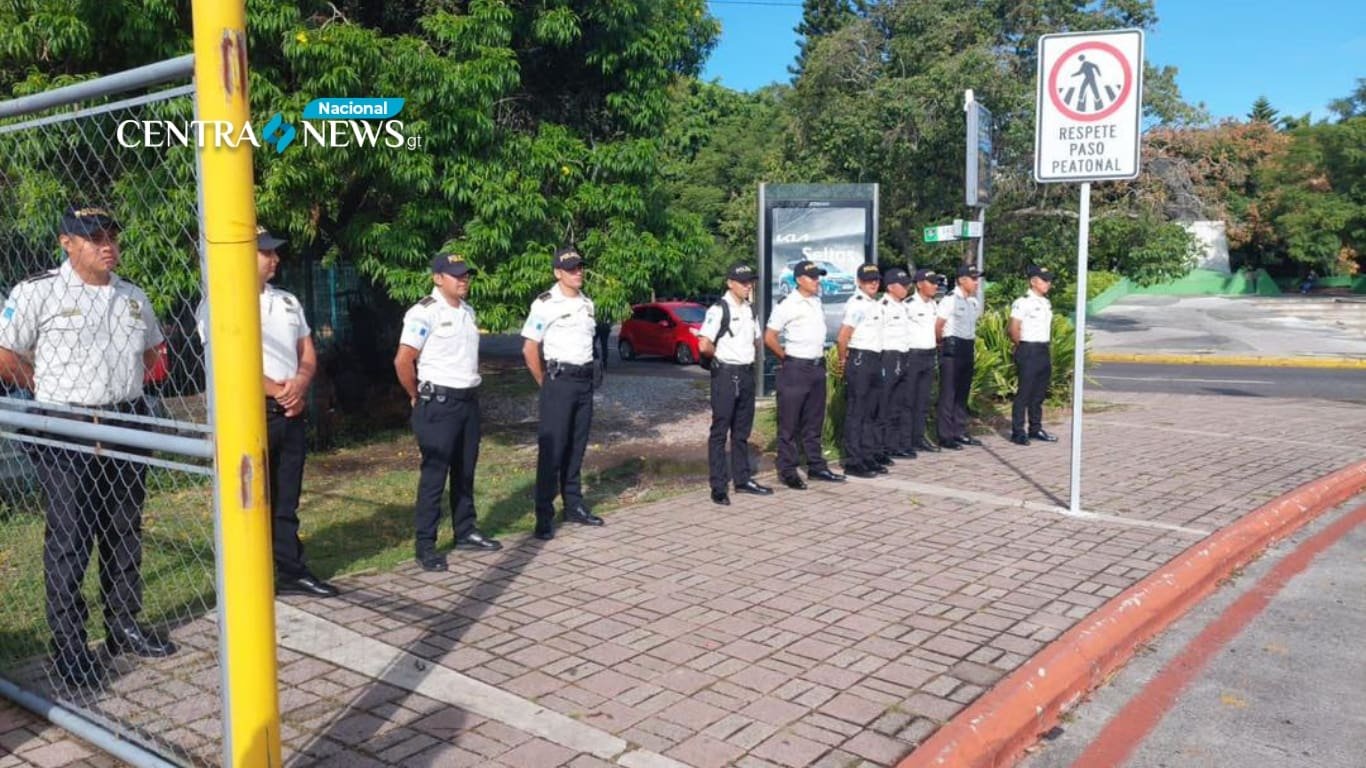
1248, 96, 1279, 125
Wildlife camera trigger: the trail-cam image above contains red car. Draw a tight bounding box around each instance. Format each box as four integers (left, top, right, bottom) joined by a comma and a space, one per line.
618, 301, 708, 365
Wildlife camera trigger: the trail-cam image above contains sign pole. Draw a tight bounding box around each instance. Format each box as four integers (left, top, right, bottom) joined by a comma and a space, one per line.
1069, 182, 1090, 514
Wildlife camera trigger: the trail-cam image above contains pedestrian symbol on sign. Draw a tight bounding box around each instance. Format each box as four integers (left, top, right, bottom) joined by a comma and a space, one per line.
1048, 41, 1133, 122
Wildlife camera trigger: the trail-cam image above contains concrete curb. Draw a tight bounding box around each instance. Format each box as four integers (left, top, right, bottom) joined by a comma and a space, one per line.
896, 458, 1366, 768
1090, 352, 1366, 369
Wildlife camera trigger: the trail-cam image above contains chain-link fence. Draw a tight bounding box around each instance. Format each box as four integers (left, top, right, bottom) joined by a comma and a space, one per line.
0, 59, 225, 766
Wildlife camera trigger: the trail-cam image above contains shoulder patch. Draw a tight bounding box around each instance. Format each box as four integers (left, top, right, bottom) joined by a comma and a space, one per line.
537, 291, 552, 302
419, 296, 436, 307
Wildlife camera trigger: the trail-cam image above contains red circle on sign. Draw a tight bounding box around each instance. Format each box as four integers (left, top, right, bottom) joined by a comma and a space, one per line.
1047, 40, 1133, 122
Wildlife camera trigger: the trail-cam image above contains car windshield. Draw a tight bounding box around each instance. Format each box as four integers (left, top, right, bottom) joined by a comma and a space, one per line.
819, 262, 845, 274
673, 306, 707, 324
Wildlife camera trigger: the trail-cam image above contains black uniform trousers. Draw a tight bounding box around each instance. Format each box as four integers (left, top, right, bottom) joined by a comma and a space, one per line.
33, 442, 147, 659
937, 337, 976, 443
904, 348, 937, 447
878, 351, 908, 454
775, 357, 829, 477
1012, 341, 1051, 435
594, 322, 611, 366
708, 362, 756, 493
535, 367, 594, 526
841, 349, 882, 468
411, 387, 481, 554
266, 398, 309, 578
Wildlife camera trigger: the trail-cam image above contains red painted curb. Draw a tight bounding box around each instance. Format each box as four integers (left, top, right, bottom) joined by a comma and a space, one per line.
896, 458, 1366, 768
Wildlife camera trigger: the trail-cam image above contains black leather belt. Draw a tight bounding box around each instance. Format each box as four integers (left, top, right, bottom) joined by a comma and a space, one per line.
1018, 341, 1049, 347
784, 356, 825, 366
907, 348, 937, 356
545, 360, 594, 379
418, 381, 478, 400
711, 361, 753, 370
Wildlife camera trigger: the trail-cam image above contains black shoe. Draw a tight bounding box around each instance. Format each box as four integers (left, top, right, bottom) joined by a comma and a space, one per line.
51, 646, 104, 690
916, 439, 941, 453
939, 439, 963, 450
1030, 429, 1059, 442
872, 462, 889, 474
734, 480, 774, 496
711, 490, 731, 505
455, 531, 503, 551
416, 552, 448, 571
874, 454, 893, 467
845, 464, 878, 479
276, 573, 340, 598
564, 504, 605, 526
958, 435, 983, 447
780, 474, 807, 490
808, 468, 846, 482
533, 526, 555, 541
889, 449, 917, 459
105, 622, 177, 658
1010, 433, 1030, 446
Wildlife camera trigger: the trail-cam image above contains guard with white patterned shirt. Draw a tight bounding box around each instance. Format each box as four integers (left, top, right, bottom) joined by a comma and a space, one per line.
836, 263, 886, 478
521, 246, 606, 540
0, 206, 175, 689
395, 253, 501, 572
1009, 265, 1058, 445
935, 264, 985, 449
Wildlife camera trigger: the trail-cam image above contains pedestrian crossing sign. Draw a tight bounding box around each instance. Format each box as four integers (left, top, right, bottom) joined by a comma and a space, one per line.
1034, 29, 1143, 183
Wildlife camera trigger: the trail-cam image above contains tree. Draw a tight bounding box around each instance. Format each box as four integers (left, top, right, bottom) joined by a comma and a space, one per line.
1247, 96, 1279, 124
0, 0, 723, 330
790, 0, 859, 77
1327, 77, 1366, 120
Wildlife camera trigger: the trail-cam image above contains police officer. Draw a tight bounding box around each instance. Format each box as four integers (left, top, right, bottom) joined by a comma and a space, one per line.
935, 264, 985, 449
1009, 266, 1059, 445
521, 246, 605, 539
763, 259, 845, 489
395, 253, 501, 571
876, 268, 917, 459
836, 264, 885, 479
0, 206, 175, 689
196, 226, 339, 596
698, 263, 771, 505
904, 268, 942, 454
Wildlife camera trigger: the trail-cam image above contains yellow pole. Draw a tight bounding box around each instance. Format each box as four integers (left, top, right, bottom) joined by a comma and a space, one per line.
190, 1, 280, 766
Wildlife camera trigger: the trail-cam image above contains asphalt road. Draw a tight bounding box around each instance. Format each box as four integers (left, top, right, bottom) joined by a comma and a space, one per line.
1088, 361, 1366, 403
1020, 496, 1366, 768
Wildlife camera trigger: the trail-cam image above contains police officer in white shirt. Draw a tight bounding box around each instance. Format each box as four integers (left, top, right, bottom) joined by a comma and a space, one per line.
1009, 266, 1058, 445
0, 206, 175, 689
698, 263, 771, 505
763, 259, 845, 489
395, 253, 501, 572
195, 225, 338, 597
876, 267, 917, 460
935, 264, 985, 450
904, 268, 942, 455
836, 263, 886, 479
521, 247, 606, 539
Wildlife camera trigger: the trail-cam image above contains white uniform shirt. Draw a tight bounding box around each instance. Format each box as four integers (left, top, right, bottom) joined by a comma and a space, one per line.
840, 292, 884, 352
520, 283, 596, 366
194, 284, 311, 381
906, 293, 938, 350
879, 296, 912, 353
1010, 291, 1053, 342
766, 291, 825, 359
698, 291, 759, 365
259, 285, 310, 381
0, 261, 162, 405
399, 290, 482, 389
936, 289, 982, 340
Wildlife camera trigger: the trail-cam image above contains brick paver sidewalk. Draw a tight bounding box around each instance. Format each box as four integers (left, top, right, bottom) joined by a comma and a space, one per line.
2, 390, 1363, 767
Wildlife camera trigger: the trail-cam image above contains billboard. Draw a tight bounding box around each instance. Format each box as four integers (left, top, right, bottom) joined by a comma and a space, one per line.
757, 184, 878, 394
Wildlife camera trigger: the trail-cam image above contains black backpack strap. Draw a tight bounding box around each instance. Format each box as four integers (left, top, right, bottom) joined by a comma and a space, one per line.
715, 300, 732, 340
